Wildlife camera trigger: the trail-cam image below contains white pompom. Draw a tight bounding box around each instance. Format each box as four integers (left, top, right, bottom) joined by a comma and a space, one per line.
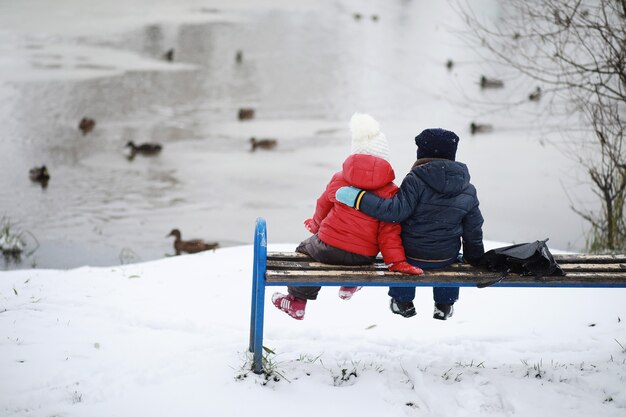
349, 112, 390, 161
350, 113, 380, 143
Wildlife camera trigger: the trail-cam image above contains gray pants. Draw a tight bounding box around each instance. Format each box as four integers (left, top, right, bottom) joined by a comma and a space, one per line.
289, 235, 375, 300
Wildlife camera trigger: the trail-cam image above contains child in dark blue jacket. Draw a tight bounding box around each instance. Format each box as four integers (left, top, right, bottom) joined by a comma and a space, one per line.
336, 128, 485, 319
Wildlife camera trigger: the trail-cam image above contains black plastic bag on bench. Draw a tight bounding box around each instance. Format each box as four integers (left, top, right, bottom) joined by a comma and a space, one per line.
476, 239, 565, 287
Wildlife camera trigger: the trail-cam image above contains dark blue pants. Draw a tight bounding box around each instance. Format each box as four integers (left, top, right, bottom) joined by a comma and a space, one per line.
388, 257, 459, 304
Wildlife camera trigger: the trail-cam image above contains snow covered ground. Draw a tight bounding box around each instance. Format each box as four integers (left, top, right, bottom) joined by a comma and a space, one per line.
1, 243, 625, 417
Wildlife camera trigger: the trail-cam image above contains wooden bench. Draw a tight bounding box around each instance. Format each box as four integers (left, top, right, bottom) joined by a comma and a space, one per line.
249, 217, 626, 374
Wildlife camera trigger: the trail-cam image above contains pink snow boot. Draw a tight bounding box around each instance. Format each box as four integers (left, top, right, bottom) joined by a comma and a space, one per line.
272, 292, 307, 320
338, 286, 362, 300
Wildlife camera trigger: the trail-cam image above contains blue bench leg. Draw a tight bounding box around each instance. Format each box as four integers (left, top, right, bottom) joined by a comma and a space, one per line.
250, 218, 267, 374
251, 277, 266, 374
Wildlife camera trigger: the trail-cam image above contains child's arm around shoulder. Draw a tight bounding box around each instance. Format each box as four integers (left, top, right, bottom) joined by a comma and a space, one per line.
336, 172, 421, 223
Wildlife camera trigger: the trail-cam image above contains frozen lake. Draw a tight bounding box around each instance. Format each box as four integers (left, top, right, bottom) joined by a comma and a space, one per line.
0, 0, 593, 269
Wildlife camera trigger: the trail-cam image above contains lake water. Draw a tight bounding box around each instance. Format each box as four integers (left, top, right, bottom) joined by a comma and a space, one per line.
0, 0, 594, 269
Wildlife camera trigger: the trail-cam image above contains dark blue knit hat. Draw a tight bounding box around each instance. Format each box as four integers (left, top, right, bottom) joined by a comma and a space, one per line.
415, 128, 459, 161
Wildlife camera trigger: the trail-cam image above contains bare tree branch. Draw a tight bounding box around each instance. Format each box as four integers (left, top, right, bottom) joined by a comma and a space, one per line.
456, 0, 626, 251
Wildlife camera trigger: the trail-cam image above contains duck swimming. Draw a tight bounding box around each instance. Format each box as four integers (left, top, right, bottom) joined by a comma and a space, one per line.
126, 141, 162, 159
238, 108, 255, 120
79, 117, 96, 135
29, 165, 50, 187
167, 229, 219, 255
470, 122, 494, 135
480, 76, 504, 89
250, 137, 278, 151
528, 86, 542, 101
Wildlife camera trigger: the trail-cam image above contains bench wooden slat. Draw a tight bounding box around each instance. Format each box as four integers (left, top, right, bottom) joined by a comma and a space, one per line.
551, 254, 626, 263
267, 260, 389, 270
266, 259, 626, 273
559, 263, 626, 272
267, 251, 626, 264
265, 269, 626, 286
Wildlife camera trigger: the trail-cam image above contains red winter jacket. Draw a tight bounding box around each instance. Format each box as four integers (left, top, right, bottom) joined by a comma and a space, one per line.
309, 154, 406, 264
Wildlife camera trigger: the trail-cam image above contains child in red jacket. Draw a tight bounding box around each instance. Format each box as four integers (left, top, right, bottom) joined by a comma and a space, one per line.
272, 113, 423, 320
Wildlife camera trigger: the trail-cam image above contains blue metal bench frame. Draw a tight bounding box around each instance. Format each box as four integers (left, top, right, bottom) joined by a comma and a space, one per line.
249, 217, 626, 374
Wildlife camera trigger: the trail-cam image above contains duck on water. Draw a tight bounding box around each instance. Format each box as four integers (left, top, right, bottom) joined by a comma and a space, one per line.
126, 141, 163, 160
167, 229, 219, 255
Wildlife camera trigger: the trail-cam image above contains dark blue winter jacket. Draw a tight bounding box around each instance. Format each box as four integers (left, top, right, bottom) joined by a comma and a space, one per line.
358, 158, 484, 264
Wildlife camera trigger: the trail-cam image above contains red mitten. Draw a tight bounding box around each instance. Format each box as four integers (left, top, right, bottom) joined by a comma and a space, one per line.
389, 261, 424, 275
303, 218, 319, 234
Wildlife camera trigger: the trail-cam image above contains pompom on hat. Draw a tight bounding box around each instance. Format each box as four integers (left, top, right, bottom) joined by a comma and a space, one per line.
415, 128, 459, 161
350, 113, 390, 161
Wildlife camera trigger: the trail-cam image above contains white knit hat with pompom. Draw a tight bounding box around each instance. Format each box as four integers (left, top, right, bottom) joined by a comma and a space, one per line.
349, 113, 390, 161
